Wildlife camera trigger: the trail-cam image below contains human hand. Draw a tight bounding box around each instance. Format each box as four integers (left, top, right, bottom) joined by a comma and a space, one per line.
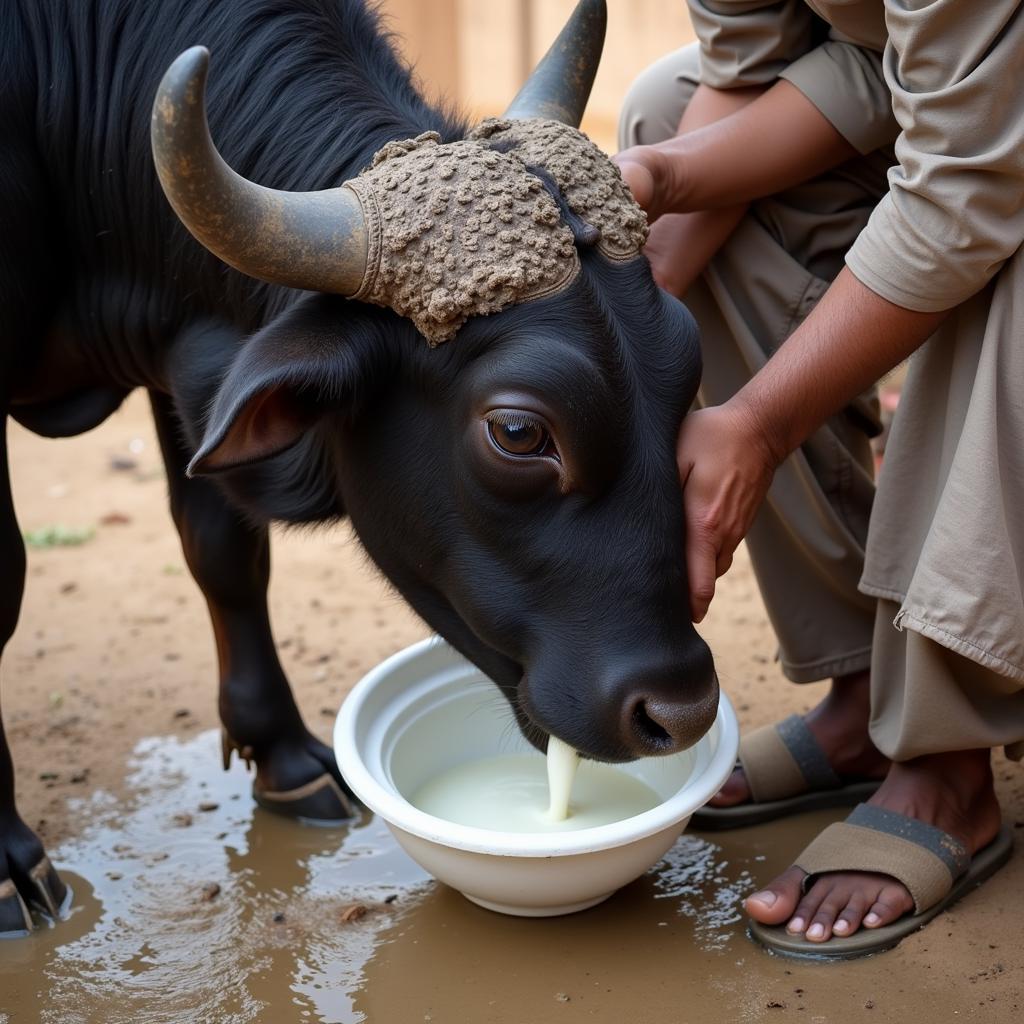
637, 217, 693, 297
613, 144, 685, 223
676, 402, 779, 622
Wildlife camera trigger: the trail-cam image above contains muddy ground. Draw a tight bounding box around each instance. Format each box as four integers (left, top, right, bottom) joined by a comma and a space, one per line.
2, 392, 1022, 1023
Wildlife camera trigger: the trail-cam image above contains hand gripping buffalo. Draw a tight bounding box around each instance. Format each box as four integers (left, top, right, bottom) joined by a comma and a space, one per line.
0, 0, 716, 937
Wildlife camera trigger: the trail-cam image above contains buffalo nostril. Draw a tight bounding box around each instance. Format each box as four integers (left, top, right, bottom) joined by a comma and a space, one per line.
631, 699, 674, 750
624, 682, 719, 757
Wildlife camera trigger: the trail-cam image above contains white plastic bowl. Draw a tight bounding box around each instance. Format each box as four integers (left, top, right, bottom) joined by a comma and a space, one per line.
334, 637, 738, 916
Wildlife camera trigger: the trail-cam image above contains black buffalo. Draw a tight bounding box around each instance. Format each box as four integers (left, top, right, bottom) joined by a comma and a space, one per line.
0, 0, 716, 935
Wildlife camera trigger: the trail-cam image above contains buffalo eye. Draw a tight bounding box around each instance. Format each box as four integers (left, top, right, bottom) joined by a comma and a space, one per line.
485, 410, 558, 460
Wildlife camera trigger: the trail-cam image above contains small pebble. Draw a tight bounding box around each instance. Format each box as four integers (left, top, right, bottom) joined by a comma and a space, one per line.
198, 801, 219, 812
173, 708, 191, 719
99, 512, 132, 526
273, 912, 286, 924
201, 883, 221, 902
172, 813, 193, 828
339, 903, 368, 923
554, 993, 570, 1003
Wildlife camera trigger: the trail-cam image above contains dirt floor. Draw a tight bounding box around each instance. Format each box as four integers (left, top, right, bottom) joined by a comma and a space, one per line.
2, 392, 1022, 1023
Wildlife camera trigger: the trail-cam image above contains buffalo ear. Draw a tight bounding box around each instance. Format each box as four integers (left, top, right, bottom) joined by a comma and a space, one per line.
188, 294, 377, 476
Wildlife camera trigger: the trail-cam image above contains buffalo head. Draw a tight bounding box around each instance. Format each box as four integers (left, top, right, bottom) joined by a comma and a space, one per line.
151, 0, 718, 762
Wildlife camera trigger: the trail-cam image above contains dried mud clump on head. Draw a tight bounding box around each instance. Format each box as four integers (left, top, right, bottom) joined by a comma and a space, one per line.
346, 131, 577, 345
345, 120, 649, 345
469, 118, 649, 260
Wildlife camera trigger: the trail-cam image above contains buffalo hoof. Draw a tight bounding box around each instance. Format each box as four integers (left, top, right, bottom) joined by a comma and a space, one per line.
221, 729, 358, 825
254, 774, 356, 824
0, 879, 32, 938
29, 856, 71, 919
0, 854, 72, 940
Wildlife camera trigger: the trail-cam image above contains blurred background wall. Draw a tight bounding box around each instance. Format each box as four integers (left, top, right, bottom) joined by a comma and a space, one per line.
378, 1, 696, 151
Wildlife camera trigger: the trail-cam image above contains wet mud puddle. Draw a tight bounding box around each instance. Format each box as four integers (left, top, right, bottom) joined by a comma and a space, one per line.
0, 730, 955, 1024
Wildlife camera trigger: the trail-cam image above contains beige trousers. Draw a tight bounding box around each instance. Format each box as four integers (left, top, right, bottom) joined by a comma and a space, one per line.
620, 44, 1024, 760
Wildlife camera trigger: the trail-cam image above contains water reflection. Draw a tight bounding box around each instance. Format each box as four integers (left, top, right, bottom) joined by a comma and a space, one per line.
0, 729, 859, 1024
1, 730, 430, 1024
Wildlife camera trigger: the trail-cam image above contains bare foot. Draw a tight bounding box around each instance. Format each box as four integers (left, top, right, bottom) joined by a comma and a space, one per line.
708, 669, 888, 808
745, 748, 1002, 941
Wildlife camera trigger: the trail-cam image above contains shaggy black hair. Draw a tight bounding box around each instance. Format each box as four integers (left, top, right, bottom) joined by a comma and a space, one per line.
2, 0, 465, 378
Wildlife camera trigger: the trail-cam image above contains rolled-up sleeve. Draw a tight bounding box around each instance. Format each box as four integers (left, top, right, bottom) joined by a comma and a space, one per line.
846, 1, 1024, 311
687, 0, 816, 87
689, 2, 899, 155
779, 41, 898, 155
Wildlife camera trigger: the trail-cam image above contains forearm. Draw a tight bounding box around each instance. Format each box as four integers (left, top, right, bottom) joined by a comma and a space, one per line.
733, 268, 950, 464
629, 84, 760, 295
677, 268, 950, 622
644, 79, 858, 214
619, 80, 858, 293
679, 81, 766, 133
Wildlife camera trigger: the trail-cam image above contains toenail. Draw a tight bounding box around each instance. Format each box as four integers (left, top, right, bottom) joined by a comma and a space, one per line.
786, 917, 805, 934
834, 920, 850, 934
807, 924, 825, 940
865, 912, 880, 927
750, 890, 776, 907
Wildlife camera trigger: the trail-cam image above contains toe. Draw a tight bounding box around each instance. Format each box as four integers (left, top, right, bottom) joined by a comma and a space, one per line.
745, 865, 805, 926
804, 885, 852, 942
707, 768, 751, 808
831, 892, 868, 937
864, 882, 914, 929
787, 878, 833, 935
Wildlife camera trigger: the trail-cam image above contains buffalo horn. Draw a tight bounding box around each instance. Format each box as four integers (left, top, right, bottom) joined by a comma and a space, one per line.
151, 47, 368, 294
502, 0, 607, 127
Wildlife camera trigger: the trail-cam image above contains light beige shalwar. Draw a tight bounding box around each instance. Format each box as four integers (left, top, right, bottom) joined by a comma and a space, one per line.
619, 0, 1024, 759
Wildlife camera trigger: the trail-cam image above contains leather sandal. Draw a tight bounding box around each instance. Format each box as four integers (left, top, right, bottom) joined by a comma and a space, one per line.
691, 714, 882, 830
749, 804, 1014, 959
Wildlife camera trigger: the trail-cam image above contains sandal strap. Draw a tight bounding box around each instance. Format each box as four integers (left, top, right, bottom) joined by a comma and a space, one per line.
794, 803, 971, 914
739, 714, 840, 802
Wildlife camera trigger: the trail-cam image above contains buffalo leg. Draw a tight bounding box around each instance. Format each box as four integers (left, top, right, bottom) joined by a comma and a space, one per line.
0, 418, 70, 936
149, 391, 355, 822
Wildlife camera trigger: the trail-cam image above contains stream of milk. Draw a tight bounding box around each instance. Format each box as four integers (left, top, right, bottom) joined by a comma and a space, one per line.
545, 735, 579, 821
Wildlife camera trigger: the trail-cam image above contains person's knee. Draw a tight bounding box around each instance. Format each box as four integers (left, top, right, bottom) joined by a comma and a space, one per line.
617, 42, 700, 151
